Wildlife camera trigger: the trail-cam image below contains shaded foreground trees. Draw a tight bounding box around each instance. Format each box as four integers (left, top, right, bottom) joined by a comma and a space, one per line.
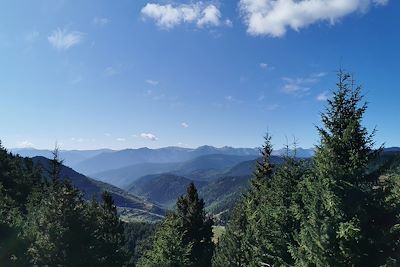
0, 147, 129, 266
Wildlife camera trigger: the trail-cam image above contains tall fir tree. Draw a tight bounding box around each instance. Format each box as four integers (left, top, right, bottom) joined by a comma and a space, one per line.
213, 134, 277, 266
176, 182, 214, 267
88, 191, 129, 267
291, 70, 382, 266
138, 213, 192, 267
140, 183, 214, 267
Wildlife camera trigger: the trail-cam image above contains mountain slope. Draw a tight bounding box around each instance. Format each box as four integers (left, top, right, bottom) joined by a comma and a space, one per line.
32, 156, 165, 220
128, 174, 207, 208
172, 154, 258, 181
92, 162, 181, 188
199, 175, 251, 214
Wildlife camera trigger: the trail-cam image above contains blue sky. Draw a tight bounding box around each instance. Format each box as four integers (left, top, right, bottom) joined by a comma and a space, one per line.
0, 0, 399, 150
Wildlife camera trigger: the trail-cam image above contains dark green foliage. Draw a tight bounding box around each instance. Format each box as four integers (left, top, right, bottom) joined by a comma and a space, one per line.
0, 142, 43, 265
213, 133, 304, 266
291, 71, 395, 266
214, 134, 308, 266
176, 183, 214, 267
87, 191, 129, 266
140, 183, 214, 267
0, 183, 27, 266
212, 200, 249, 267
124, 221, 157, 264
0, 145, 131, 266
138, 214, 192, 267
24, 179, 93, 266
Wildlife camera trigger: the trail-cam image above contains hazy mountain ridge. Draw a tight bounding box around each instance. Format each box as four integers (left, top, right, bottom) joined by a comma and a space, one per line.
12, 148, 114, 168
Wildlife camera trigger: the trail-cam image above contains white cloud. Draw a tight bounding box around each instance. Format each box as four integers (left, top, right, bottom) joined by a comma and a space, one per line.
48, 28, 85, 50
181, 122, 189, 128
103, 67, 118, 77
238, 0, 389, 37
312, 72, 327, 78
17, 140, 34, 148
146, 79, 159, 86
92, 17, 111, 26
141, 3, 227, 29
116, 138, 126, 142
259, 63, 268, 69
140, 133, 158, 141
197, 4, 221, 27
225, 19, 233, 27
317, 91, 330, 101
104, 133, 111, 137
373, 0, 389, 5
281, 76, 320, 96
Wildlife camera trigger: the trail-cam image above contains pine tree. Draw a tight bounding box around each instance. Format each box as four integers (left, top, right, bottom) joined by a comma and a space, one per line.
140, 183, 214, 267
176, 182, 214, 267
291, 70, 381, 266
138, 214, 192, 267
23, 179, 92, 267
88, 191, 129, 267
0, 141, 43, 265
213, 134, 276, 266
23, 150, 92, 266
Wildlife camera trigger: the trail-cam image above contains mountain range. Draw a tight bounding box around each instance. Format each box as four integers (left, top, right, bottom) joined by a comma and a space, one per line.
13, 146, 400, 221
12, 146, 313, 186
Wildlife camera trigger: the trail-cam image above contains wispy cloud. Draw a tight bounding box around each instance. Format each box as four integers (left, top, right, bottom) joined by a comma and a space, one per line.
116, 138, 126, 142
103, 67, 118, 77
141, 2, 228, 29
48, 28, 85, 50
146, 79, 159, 86
312, 72, 327, 78
317, 91, 330, 101
17, 140, 34, 148
140, 133, 158, 141
92, 17, 111, 26
281, 76, 319, 97
280, 71, 328, 97
239, 0, 389, 37
181, 122, 189, 128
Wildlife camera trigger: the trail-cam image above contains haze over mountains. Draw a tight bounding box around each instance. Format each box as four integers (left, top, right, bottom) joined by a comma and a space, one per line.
11, 146, 312, 186
11, 146, 400, 218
